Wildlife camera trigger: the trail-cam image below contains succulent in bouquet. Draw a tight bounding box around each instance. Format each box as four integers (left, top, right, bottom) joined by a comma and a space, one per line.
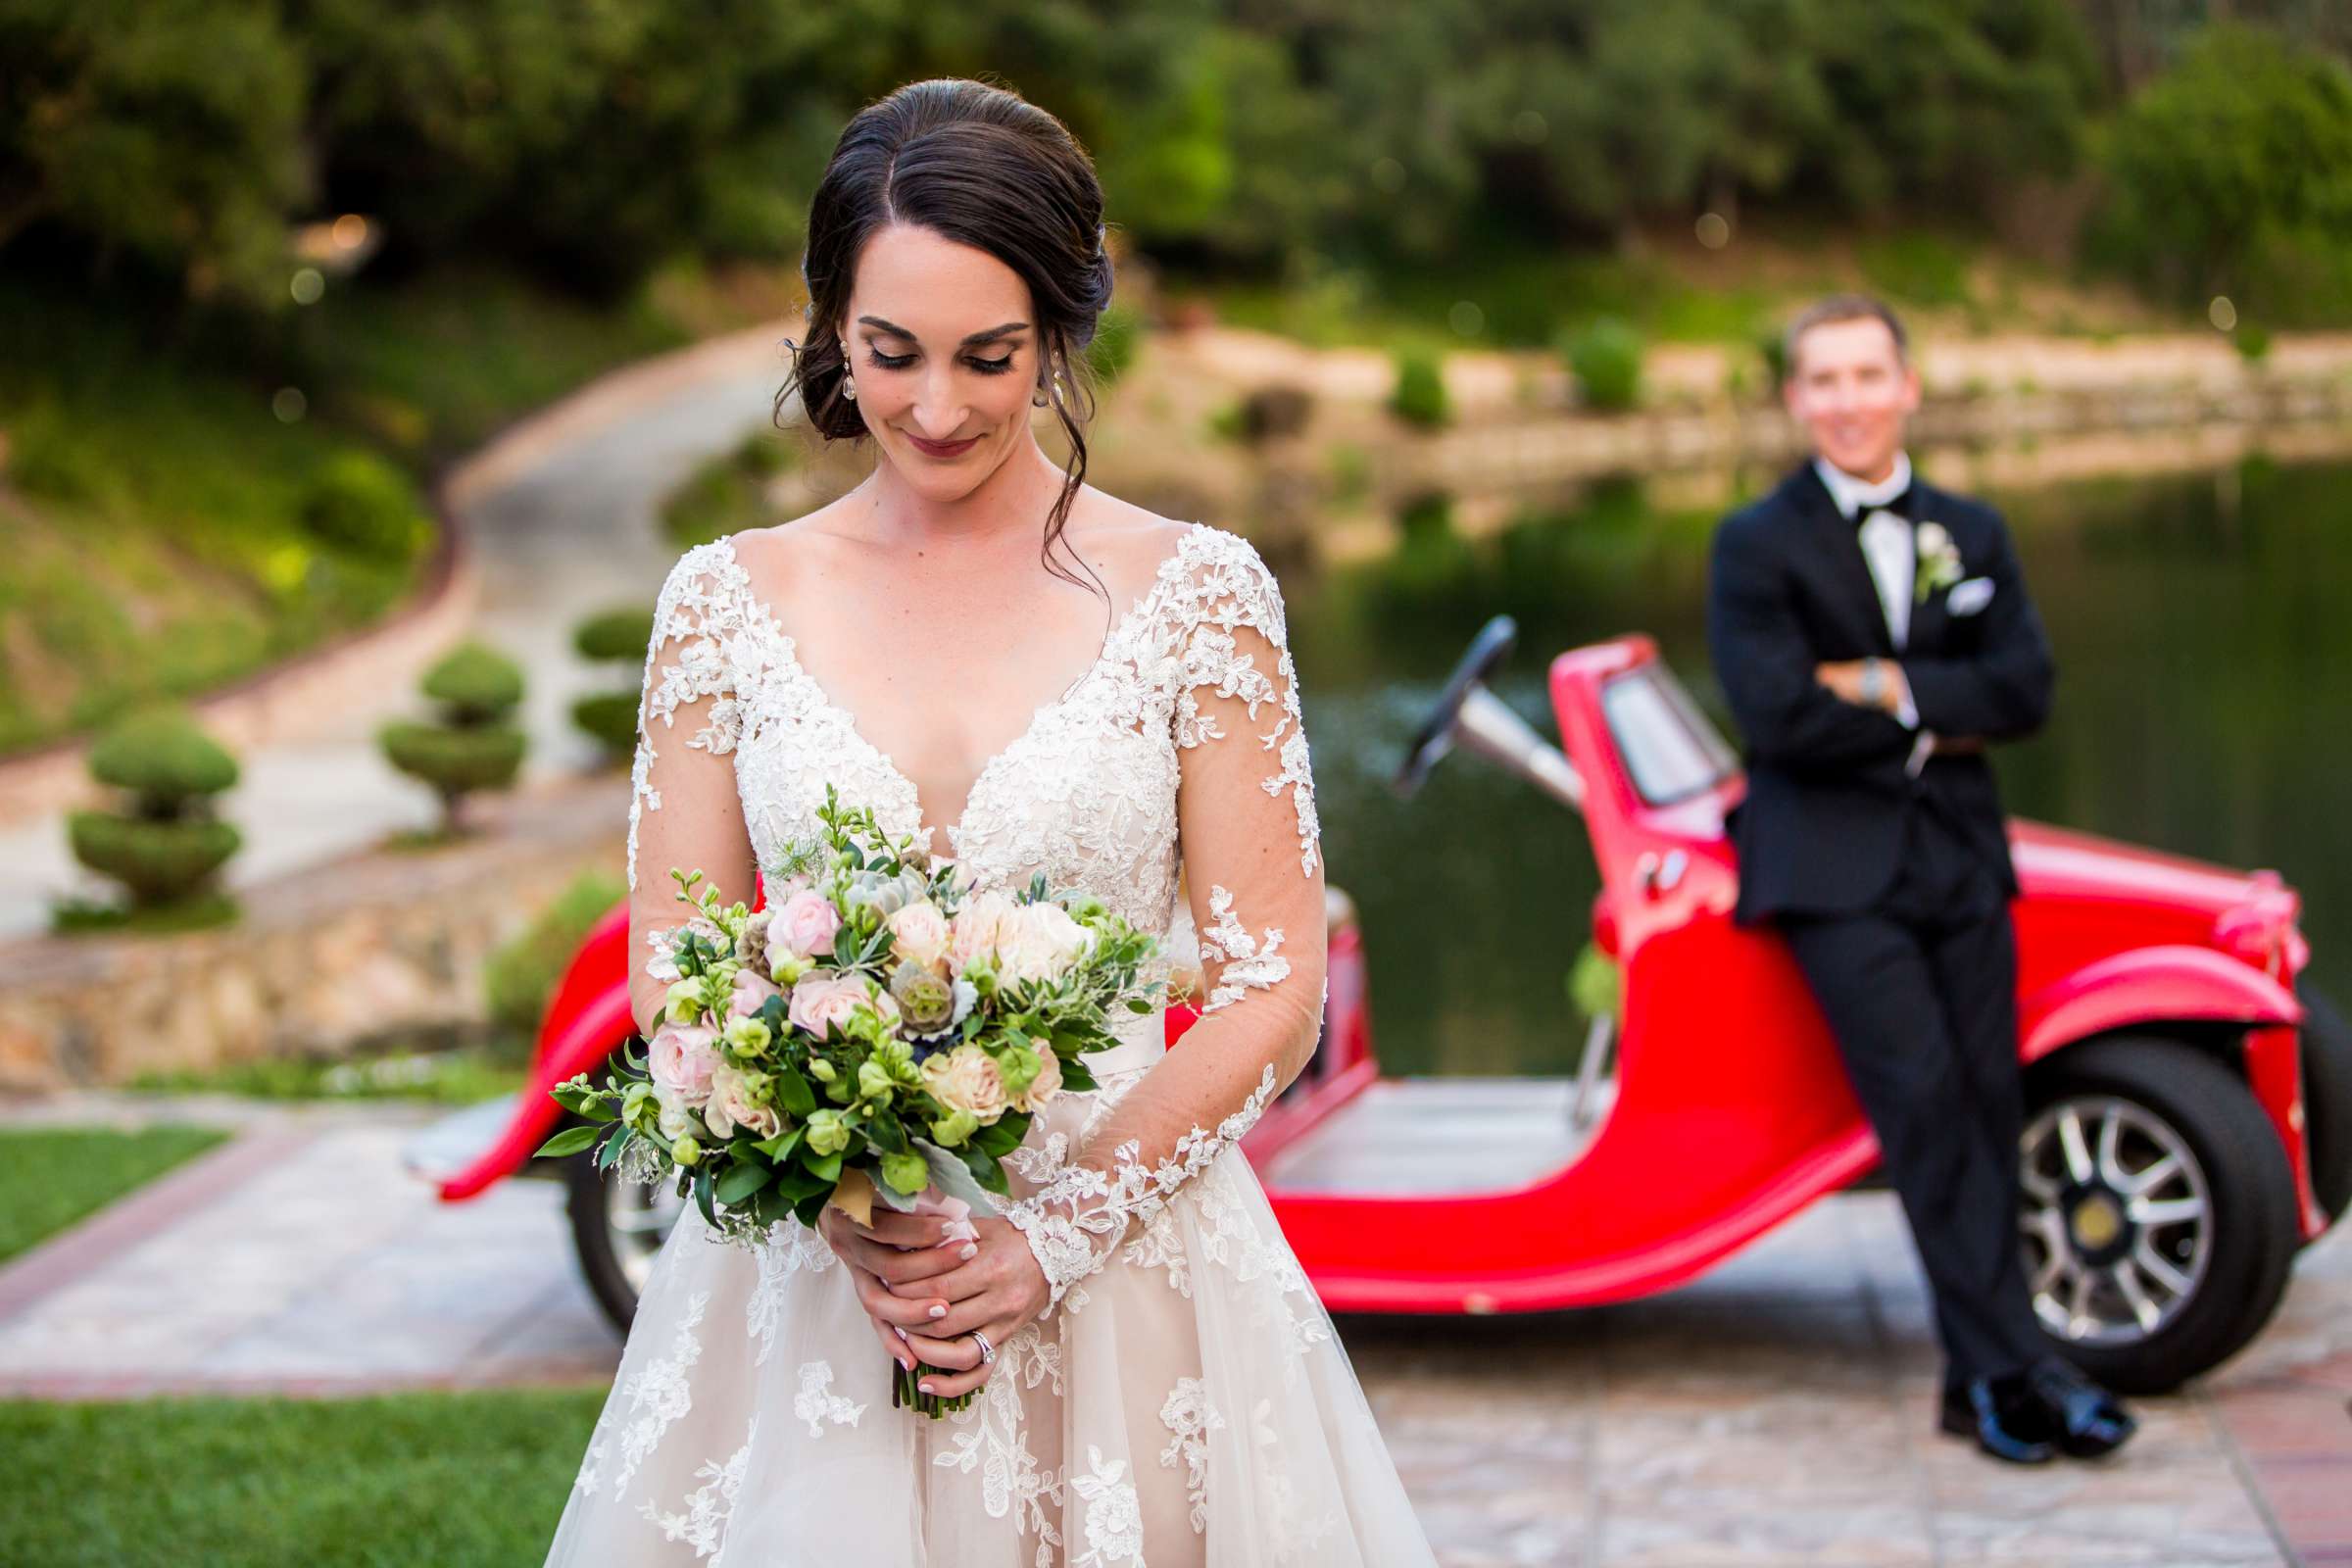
538, 786, 1166, 1414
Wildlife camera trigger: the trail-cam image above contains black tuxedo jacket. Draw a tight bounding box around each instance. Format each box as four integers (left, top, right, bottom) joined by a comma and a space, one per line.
1705, 463, 2056, 924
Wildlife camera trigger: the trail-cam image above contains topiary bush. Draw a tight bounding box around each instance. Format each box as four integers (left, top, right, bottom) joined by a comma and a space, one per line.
482, 868, 627, 1042
65, 707, 242, 911
1389, 349, 1449, 429
1564, 317, 1644, 413
380, 641, 526, 833
301, 451, 429, 563
569, 606, 654, 762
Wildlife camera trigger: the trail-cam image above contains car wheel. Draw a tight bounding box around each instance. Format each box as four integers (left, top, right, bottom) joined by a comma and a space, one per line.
2019, 1036, 2298, 1396
565, 1149, 685, 1334
2298, 981, 2352, 1227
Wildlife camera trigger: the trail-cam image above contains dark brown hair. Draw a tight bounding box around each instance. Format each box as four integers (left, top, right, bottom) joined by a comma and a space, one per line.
777, 78, 1115, 598
1782, 293, 1910, 379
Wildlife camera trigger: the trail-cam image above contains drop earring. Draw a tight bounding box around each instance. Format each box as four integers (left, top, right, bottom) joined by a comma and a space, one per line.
839, 342, 858, 400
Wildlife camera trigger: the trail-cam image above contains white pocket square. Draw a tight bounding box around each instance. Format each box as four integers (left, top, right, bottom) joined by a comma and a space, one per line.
1946, 577, 1996, 616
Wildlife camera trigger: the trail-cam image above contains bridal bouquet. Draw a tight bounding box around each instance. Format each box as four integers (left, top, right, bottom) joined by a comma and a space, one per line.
537, 785, 1164, 1414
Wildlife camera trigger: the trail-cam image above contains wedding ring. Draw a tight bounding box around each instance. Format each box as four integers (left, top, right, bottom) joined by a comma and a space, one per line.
969, 1328, 995, 1365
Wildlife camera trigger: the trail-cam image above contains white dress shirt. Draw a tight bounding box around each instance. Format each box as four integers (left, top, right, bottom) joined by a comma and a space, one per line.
1814, 454, 1936, 772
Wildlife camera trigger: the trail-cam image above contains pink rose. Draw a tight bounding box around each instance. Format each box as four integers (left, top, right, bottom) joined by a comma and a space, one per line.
649, 1021, 721, 1106
726, 968, 782, 1020
771, 889, 842, 961
1009, 1046, 1062, 1112
703, 1064, 781, 1140
788, 972, 873, 1040
887, 900, 952, 971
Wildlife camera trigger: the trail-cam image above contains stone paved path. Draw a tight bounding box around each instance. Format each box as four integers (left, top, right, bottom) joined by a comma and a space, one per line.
4, 1093, 2348, 1565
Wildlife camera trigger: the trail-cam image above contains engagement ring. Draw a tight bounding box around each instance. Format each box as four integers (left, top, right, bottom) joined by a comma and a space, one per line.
969, 1328, 995, 1365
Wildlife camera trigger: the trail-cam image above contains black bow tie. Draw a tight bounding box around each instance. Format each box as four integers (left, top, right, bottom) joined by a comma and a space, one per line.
1851, 485, 1914, 525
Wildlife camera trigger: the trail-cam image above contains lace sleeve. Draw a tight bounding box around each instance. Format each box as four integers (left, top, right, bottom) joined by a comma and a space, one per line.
627, 542, 762, 1039
1004, 529, 1327, 1316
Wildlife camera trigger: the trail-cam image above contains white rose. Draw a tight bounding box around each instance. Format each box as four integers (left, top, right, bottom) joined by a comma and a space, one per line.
704, 1064, 781, 1140
995, 902, 1094, 985
948, 890, 1020, 972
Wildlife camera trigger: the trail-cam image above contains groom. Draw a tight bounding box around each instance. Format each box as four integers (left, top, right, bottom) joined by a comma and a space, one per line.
1706, 296, 2135, 1463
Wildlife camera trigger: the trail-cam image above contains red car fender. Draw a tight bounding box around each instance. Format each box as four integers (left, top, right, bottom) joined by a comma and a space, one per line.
2021, 944, 2325, 1240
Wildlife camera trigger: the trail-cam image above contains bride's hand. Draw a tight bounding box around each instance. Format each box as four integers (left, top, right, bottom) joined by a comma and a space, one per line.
815, 1204, 971, 1375
885, 1213, 1052, 1400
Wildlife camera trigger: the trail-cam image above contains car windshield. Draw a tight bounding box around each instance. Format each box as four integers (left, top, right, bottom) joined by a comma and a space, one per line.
1601, 662, 1740, 806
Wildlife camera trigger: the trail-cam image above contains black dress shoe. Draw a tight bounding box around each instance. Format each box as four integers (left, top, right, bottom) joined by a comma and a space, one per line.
2028, 1357, 2138, 1459
1938, 1373, 2059, 1463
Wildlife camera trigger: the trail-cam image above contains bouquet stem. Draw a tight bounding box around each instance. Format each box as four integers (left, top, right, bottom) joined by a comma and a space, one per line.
891, 1356, 977, 1419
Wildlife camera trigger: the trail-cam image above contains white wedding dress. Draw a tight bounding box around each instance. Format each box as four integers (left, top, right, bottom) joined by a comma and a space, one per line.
542, 520, 1438, 1566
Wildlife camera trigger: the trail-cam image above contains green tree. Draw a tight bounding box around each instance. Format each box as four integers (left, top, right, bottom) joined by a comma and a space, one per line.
0, 0, 306, 303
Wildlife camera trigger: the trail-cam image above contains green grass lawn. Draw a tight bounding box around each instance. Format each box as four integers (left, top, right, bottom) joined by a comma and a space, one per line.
0, 1386, 606, 1567
0, 1125, 229, 1265
125, 1043, 528, 1105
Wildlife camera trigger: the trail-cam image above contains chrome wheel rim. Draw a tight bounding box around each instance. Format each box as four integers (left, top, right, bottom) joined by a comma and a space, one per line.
604, 1165, 685, 1292
2020, 1094, 2213, 1348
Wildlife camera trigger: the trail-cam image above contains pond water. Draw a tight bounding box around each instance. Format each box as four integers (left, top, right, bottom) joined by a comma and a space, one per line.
1290, 456, 2352, 1077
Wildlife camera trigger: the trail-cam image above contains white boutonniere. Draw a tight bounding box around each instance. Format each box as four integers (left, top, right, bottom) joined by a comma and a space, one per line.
1914, 519, 1964, 604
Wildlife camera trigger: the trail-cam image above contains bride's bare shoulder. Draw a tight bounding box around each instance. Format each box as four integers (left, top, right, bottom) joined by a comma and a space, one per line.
1067, 490, 1200, 577
718, 495, 865, 606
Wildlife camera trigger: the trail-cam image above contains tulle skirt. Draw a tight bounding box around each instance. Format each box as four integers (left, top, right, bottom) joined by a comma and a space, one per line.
542, 1055, 1439, 1566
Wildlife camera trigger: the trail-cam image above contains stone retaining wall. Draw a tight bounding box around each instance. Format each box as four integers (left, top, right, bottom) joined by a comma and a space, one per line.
0, 777, 627, 1091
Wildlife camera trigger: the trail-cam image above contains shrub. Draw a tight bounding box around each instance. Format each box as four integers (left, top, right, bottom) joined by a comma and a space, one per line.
569, 606, 654, 762
301, 452, 428, 563
483, 868, 627, 1039
380, 642, 526, 831
1563, 317, 1644, 413
65, 707, 241, 910
661, 433, 788, 550
1389, 350, 1449, 429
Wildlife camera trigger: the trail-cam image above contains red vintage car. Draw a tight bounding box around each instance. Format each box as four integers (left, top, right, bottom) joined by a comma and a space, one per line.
406, 622, 2349, 1394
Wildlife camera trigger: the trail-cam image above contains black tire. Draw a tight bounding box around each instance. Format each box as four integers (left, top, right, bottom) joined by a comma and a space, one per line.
564, 1148, 683, 1335
2298, 981, 2352, 1227
2021, 1036, 2299, 1396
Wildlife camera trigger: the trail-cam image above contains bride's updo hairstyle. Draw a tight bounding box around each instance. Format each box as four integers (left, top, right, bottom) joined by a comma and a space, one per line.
779, 78, 1116, 588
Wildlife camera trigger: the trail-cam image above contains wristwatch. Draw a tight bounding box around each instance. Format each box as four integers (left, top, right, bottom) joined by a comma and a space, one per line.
1859, 657, 1886, 708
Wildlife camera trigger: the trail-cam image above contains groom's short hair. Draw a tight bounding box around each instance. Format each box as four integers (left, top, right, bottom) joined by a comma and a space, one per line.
1783, 294, 1909, 378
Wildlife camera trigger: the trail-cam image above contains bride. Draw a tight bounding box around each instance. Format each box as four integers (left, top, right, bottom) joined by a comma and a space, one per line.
543, 77, 1439, 1567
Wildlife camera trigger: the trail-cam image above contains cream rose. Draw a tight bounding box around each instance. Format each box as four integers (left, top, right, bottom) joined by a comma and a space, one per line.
1010, 1045, 1062, 1112
948, 890, 1020, 972
921, 1045, 1008, 1122
887, 899, 952, 971
703, 1064, 781, 1140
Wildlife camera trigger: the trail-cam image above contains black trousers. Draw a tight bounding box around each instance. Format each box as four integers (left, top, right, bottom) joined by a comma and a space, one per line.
1778, 802, 2047, 1387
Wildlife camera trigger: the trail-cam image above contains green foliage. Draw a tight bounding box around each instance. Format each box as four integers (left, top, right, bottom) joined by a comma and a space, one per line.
127, 1044, 529, 1102
569, 692, 641, 759
1858, 233, 1974, 309
84, 708, 239, 807
484, 869, 626, 1039
66, 811, 241, 907
419, 642, 524, 723
379, 721, 526, 808
2236, 323, 2275, 363
1563, 317, 1645, 412
2092, 24, 2352, 322
68, 707, 242, 908
1389, 350, 1450, 429
0, 0, 307, 305
1568, 940, 1620, 1024
572, 608, 655, 664
299, 452, 427, 563
661, 432, 788, 549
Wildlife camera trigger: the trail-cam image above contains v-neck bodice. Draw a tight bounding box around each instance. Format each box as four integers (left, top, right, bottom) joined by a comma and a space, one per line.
625, 518, 1317, 948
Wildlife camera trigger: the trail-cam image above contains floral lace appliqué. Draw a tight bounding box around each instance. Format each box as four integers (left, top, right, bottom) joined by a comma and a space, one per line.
792, 1360, 865, 1438
637, 1415, 756, 1562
